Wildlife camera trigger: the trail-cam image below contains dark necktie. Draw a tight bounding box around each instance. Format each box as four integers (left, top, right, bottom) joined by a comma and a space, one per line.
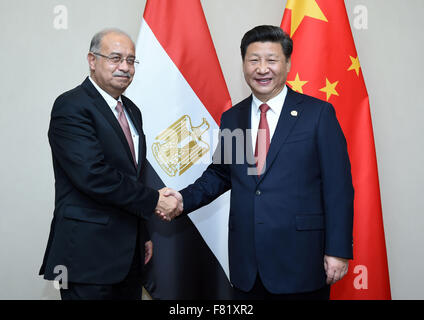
116, 101, 137, 167
255, 103, 271, 176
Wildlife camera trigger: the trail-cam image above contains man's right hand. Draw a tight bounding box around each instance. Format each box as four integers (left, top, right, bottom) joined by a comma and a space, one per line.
155, 188, 183, 222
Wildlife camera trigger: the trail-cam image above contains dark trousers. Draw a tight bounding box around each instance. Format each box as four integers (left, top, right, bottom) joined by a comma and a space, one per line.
233, 274, 330, 300
60, 242, 143, 300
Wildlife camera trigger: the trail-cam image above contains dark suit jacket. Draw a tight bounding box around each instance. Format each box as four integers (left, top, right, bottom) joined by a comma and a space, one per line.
39, 77, 159, 284
180, 87, 354, 294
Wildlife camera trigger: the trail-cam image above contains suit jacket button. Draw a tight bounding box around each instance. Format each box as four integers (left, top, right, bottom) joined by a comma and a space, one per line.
256, 190, 261, 196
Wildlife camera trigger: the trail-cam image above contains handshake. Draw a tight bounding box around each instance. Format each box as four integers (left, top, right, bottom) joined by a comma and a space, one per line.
154, 187, 183, 222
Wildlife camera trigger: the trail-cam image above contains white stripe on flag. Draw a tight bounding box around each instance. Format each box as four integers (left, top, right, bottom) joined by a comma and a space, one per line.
126, 19, 230, 281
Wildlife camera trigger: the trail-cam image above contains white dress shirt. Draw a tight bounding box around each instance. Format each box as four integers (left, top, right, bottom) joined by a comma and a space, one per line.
251, 85, 288, 151
89, 77, 139, 163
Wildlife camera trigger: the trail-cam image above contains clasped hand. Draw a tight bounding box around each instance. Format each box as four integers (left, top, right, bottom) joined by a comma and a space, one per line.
154, 188, 183, 222
324, 255, 349, 285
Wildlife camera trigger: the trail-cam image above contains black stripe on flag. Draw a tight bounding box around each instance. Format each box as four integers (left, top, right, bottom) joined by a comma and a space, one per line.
141, 160, 234, 299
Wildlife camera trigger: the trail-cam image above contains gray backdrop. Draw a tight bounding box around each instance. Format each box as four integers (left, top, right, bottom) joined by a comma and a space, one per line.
0, 0, 422, 299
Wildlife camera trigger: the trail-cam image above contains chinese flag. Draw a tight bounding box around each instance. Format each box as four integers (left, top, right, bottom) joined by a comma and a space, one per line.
281, 0, 391, 299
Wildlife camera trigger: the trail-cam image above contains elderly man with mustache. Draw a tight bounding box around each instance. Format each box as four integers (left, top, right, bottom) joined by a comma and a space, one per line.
39, 29, 181, 300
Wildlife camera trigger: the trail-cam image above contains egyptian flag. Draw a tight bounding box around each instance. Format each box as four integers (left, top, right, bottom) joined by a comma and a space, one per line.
281, 0, 391, 299
126, 0, 233, 299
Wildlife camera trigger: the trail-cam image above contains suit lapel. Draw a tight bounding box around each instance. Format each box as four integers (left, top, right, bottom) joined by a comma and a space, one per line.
81, 78, 137, 170
122, 96, 145, 176
258, 87, 304, 182
122, 97, 142, 136
233, 96, 259, 184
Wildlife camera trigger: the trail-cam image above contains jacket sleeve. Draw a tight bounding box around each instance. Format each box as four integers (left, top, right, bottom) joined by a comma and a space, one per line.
317, 102, 354, 259
180, 115, 232, 215
48, 96, 159, 220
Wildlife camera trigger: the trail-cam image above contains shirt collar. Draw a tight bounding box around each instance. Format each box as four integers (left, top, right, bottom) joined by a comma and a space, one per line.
252, 85, 288, 114
89, 76, 122, 110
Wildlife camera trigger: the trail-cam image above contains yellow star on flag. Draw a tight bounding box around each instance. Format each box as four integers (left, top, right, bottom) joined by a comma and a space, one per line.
319, 78, 339, 101
347, 55, 361, 76
287, 73, 308, 93
286, 0, 328, 37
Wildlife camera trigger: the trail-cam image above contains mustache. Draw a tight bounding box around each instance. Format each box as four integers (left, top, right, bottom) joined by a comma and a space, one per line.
113, 71, 131, 78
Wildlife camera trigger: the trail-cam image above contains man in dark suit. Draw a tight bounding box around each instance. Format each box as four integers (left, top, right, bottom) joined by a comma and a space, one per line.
39, 29, 180, 300
162, 25, 354, 300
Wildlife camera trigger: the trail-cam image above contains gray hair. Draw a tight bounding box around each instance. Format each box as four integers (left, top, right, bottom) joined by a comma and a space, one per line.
89, 28, 134, 53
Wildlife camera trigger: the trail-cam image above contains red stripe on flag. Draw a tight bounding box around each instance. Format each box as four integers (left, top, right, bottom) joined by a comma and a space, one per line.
143, 0, 231, 125
282, 0, 391, 299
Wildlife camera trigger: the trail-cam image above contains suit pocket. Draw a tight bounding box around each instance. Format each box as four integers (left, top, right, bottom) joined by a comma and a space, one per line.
296, 214, 324, 231
284, 130, 314, 144
63, 205, 110, 225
